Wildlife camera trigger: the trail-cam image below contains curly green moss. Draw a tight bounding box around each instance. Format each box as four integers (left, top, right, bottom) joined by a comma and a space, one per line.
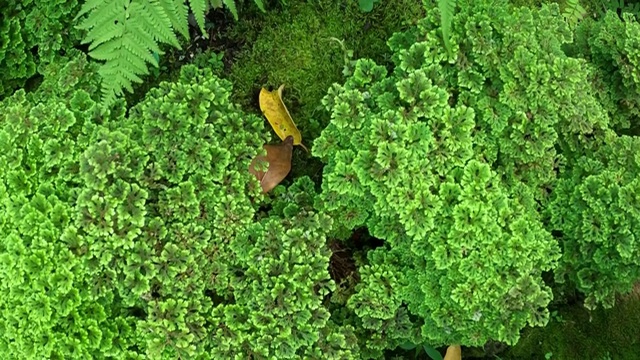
568, 11, 640, 132
548, 135, 640, 309
0, 0, 82, 97
0, 55, 129, 359
0, 53, 361, 359
312, 0, 615, 350
505, 291, 640, 359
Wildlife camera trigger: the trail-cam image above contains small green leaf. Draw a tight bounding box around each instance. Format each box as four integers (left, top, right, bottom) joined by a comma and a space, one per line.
223, 0, 239, 20
438, 0, 457, 57
359, 0, 375, 12
254, 0, 266, 12
399, 341, 417, 350
424, 344, 444, 360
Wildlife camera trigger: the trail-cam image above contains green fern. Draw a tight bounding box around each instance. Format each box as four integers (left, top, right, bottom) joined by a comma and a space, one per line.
75, 0, 190, 105
438, 0, 456, 57
563, 0, 587, 25
223, 0, 239, 20
254, 0, 265, 12
189, 0, 209, 35
75, 0, 261, 106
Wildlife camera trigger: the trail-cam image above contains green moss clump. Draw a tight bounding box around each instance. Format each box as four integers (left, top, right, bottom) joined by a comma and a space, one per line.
504, 292, 640, 359
226, 0, 425, 138
222, 0, 423, 184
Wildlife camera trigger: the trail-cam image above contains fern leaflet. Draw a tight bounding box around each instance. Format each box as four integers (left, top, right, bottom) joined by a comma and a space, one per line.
161, 0, 189, 39
563, 0, 587, 25
76, 0, 264, 106
438, 0, 456, 57
254, 0, 265, 12
223, 0, 239, 21
189, 0, 208, 36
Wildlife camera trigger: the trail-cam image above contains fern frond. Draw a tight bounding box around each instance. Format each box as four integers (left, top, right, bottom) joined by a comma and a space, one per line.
223, 0, 239, 21
76, 0, 234, 106
189, 0, 208, 36
139, 0, 182, 48
77, 0, 127, 47
563, 0, 587, 25
438, 0, 456, 57
75, 0, 107, 20
254, 0, 265, 12
76, 0, 187, 106
121, 25, 162, 65
160, 0, 190, 39
97, 46, 147, 105
85, 20, 126, 51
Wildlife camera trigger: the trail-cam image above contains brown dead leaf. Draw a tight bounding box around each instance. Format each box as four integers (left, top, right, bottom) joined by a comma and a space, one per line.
249, 136, 294, 193
259, 84, 308, 151
444, 345, 462, 360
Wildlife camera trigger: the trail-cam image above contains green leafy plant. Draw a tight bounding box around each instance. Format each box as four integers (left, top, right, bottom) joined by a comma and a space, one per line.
438, 0, 457, 57
563, 0, 587, 25
0, 0, 82, 97
569, 11, 640, 132
74, 0, 266, 106
0, 54, 130, 359
359, 0, 381, 12
313, 0, 612, 350
0, 54, 362, 359
599, 0, 640, 17
548, 134, 640, 310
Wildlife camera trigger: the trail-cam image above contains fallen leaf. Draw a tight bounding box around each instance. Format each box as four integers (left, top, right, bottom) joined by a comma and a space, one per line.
249, 136, 294, 193
259, 84, 308, 151
444, 345, 462, 360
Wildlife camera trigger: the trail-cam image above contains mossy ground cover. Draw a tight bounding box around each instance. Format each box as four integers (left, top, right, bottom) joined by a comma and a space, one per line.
219, 1, 640, 358
224, 0, 425, 183
500, 288, 640, 360
123, 0, 425, 185
226, 0, 425, 123
172, 1, 640, 358
3, 0, 639, 358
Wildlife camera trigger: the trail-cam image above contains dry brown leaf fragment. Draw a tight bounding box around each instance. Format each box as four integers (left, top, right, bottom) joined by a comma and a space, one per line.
258, 84, 308, 151
249, 136, 294, 193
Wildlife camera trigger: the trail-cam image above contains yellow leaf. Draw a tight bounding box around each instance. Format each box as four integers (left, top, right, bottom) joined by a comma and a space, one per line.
444, 345, 462, 360
259, 84, 308, 151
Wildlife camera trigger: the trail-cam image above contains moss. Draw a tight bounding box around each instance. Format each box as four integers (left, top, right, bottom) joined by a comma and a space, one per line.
223, 0, 424, 183
226, 0, 424, 133
501, 292, 640, 360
